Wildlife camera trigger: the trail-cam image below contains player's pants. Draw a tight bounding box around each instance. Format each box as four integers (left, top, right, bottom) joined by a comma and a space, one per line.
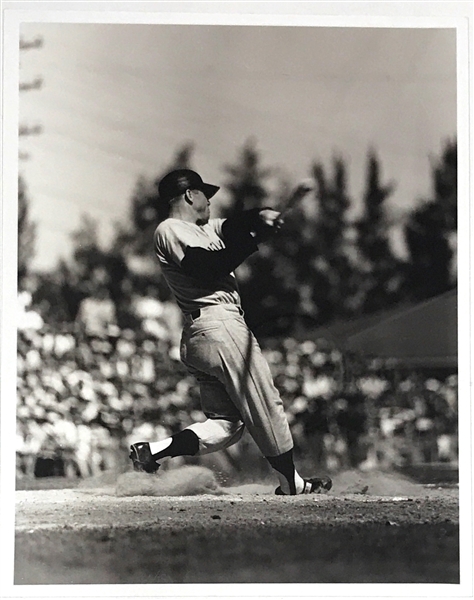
180, 304, 294, 458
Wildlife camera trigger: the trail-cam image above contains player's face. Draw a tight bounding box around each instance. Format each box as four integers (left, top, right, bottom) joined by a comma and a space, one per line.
191, 189, 211, 224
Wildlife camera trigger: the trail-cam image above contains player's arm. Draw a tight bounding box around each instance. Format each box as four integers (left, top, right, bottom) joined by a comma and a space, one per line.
221, 207, 283, 246
181, 226, 258, 282
155, 218, 256, 283
181, 209, 282, 282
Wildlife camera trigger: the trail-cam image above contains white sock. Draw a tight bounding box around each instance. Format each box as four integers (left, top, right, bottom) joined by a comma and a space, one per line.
149, 438, 172, 456
277, 470, 305, 495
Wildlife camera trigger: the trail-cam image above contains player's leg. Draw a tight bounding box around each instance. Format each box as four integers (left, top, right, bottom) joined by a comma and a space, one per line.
209, 315, 331, 495
267, 448, 332, 495
129, 372, 245, 472
180, 311, 306, 492
129, 429, 199, 473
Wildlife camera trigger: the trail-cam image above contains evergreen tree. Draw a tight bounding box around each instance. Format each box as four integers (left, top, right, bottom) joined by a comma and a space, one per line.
313, 158, 350, 257
221, 139, 272, 215
221, 145, 360, 335
69, 215, 132, 325
109, 143, 195, 305
354, 150, 401, 314
17, 175, 36, 288
305, 157, 358, 325
403, 140, 457, 301
118, 143, 194, 257
32, 263, 80, 324
69, 214, 103, 279
35, 216, 104, 322
33, 215, 129, 324
220, 140, 301, 335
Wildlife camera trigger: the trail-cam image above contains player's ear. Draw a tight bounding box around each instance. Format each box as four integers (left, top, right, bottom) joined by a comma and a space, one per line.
184, 189, 193, 205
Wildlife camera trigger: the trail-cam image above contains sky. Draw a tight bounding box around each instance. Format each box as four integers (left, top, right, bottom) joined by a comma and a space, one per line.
17, 20, 457, 271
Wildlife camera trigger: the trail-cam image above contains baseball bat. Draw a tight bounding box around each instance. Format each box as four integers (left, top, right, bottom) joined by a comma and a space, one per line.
280, 178, 314, 218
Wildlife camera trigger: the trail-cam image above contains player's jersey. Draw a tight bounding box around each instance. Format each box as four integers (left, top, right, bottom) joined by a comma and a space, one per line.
154, 218, 241, 315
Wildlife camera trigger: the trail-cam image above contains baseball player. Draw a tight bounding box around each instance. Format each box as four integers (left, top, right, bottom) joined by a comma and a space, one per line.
129, 169, 332, 495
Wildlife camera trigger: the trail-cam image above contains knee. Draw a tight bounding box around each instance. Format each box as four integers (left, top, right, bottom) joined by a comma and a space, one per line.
187, 418, 244, 442
219, 419, 245, 449
186, 418, 245, 455
208, 418, 245, 442
225, 419, 245, 437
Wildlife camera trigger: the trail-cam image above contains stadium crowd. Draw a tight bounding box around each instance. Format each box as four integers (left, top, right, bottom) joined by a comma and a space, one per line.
15, 295, 458, 480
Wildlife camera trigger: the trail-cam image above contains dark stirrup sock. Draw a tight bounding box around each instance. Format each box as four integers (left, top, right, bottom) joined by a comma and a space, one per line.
266, 448, 297, 495
153, 429, 200, 460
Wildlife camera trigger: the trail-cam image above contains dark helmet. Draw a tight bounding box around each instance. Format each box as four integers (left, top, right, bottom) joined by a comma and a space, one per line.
158, 169, 220, 203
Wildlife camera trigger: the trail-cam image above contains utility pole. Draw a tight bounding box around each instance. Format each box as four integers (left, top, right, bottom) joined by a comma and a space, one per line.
19, 35, 43, 161
20, 35, 43, 51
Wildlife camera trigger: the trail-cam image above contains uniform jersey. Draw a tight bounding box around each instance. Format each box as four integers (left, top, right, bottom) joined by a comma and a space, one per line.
154, 218, 241, 315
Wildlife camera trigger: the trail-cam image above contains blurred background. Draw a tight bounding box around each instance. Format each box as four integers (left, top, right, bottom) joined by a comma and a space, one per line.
15, 23, 458, 485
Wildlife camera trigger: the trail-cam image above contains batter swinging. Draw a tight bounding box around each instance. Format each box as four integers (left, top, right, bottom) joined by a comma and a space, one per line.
129, 169, 332, 495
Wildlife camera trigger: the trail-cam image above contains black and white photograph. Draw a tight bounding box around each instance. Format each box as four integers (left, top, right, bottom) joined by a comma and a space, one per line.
1, 1, 472, 596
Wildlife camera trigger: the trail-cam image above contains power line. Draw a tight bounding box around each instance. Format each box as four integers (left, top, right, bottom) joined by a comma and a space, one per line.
31, 183, 127, 216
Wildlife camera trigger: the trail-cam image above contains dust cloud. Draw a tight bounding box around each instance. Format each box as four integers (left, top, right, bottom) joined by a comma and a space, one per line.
76, 465, 439, 498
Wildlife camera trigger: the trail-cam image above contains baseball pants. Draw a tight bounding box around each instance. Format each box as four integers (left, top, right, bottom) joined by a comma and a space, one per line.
179, 304, 294, 458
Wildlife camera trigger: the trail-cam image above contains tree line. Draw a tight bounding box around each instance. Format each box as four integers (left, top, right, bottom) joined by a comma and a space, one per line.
18, 139, 457, 338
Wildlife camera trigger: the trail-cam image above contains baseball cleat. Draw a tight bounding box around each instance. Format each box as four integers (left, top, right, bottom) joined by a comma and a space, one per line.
129, 442, 161, 474
275, 475, 332, 496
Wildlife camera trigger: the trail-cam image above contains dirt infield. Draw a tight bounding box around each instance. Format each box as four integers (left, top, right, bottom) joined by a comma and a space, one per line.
14, 467, 459, 584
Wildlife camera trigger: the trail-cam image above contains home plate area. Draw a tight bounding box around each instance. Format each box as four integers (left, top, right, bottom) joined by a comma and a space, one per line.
14, 466, 459, 585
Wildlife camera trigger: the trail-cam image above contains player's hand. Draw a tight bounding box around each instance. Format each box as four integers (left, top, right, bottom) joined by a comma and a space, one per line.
259, 209, 283, 228
257, 209, 284, 239
252, 209, 284, 242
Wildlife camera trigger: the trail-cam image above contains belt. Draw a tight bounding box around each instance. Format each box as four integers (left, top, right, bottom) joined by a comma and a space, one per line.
184, 304, 244, 323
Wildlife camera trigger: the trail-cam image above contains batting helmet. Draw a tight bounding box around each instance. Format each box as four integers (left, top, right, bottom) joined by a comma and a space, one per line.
158, 169, 220, 204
